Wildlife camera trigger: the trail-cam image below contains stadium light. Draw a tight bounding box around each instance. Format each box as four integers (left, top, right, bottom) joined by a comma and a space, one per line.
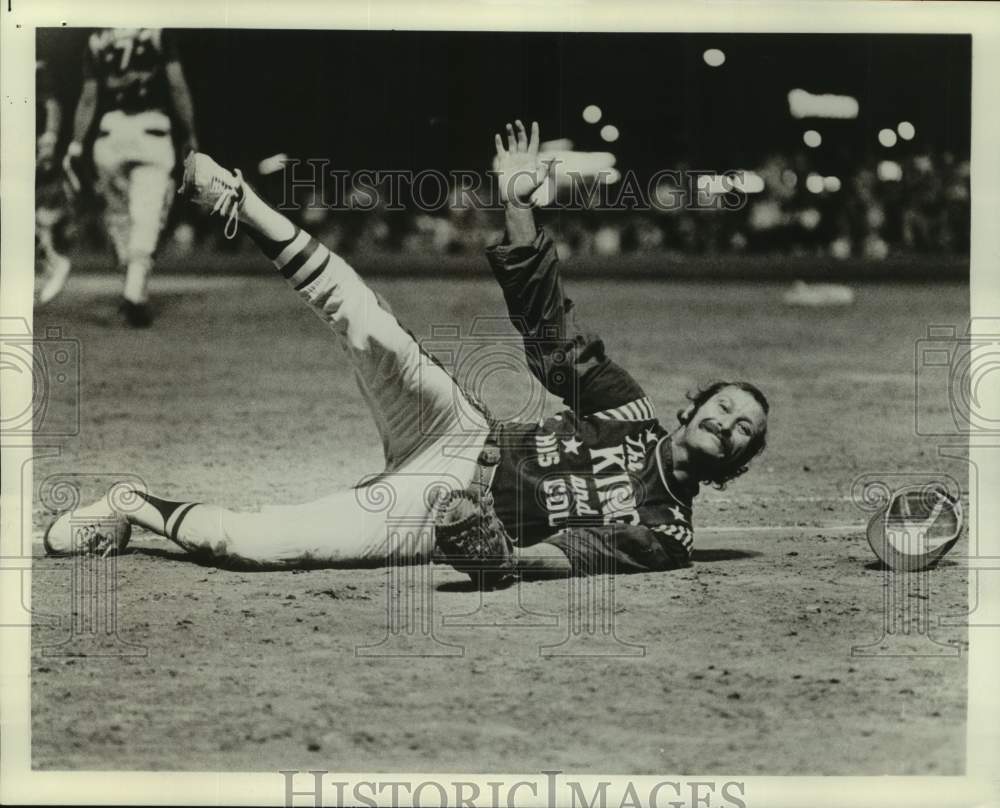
877, 160, 903, 181
600, 124, 620, 143
582, 105, 602, 124
823, 176, 841, 193
738, 172, 765, 193
703, 48, 726, 67
787, 88, 859, 120
540, 138, 575, 152
799, 208, 821, 230
803, 130, 822, 148
897, 121, 916, 141
878, 128, 898, 148
696, 172, 764, 195
805, 173, 824, 194
781, 169, 797, 188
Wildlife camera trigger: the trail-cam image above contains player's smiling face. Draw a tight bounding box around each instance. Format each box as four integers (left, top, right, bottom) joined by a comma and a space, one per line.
680, 386, 768, 471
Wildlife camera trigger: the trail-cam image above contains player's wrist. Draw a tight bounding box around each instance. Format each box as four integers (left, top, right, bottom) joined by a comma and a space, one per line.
503, 203, 538, 247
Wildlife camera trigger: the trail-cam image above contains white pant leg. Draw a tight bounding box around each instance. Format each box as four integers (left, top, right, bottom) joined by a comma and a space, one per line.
207, 443, 481, 567
92, 123, 130, 264
280, 235, 490, 469
187, 235, 492, 567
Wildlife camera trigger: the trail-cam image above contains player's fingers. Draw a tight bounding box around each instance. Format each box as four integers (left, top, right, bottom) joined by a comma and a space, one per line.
495, 133, 507, 156
515, 119, 528, 151
528, 121, 540, 155
506, 123, 517, 153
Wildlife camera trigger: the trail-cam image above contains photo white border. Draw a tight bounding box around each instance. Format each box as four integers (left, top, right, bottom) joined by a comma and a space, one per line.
2, 1, 998, 805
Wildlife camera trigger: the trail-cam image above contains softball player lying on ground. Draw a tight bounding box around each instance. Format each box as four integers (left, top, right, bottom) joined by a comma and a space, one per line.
45, 121, 769, 584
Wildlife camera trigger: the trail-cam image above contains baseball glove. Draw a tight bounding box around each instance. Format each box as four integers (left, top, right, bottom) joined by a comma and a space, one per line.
432, 489, 517, 589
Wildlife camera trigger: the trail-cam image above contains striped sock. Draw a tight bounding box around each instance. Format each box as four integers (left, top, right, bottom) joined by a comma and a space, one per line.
131, 491, 200, 543
248, 226, 344, 304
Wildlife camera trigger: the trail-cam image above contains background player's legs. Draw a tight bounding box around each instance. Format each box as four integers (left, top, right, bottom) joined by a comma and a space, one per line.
92, 134, 131, 271
92, 111, 175, 325
122, 121, 176, 307
35, 207, 72, 305
35, 160, 75, 305
122, 162, 174, 304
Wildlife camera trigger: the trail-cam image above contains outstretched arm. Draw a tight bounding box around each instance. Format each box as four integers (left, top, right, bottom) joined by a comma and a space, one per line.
68, 78, 98, 150
63, 77, 98, 191
487, 120, 649, 416
37, 99, 61, 168
165, 58, 198, 155
514, 523, 692, 579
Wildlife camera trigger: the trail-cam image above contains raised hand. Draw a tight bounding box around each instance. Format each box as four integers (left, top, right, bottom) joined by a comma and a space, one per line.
493, 120, 552, 206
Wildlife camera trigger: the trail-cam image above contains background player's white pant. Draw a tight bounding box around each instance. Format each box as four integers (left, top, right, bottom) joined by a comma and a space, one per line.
187, 245, 491, 567
92, 110, 176, 274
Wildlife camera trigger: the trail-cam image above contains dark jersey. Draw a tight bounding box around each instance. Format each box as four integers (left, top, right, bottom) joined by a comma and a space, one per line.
83, 28, 177, 117
486, 231, 699, 576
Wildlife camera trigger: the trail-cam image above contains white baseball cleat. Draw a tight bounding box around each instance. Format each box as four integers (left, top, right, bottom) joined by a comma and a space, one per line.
44, 495, 132, 557
37, 254, 72, 306
178, 152, 245, 239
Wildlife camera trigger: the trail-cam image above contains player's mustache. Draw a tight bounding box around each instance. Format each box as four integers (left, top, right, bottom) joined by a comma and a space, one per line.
700, 419, 733, 455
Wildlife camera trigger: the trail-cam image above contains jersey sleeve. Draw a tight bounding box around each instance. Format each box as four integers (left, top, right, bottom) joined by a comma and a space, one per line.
542, 522, 692, 576
485, 229, 652, 419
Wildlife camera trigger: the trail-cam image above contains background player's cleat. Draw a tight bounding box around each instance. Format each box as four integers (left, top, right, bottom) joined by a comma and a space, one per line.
36, 254, 72, 305
179, 152, 245, 239
44, 501, 132, 557
119, 299, 154, 328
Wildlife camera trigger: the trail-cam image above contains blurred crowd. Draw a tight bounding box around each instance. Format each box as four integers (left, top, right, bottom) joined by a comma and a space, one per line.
72, 149, 970, 262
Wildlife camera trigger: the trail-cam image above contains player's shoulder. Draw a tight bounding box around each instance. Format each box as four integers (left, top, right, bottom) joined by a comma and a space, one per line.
584, 394, 656, 424
546, 401, 660, 436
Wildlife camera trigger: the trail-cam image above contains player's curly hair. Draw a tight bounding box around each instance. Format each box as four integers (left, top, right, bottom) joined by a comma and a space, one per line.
676, 380, 770, 489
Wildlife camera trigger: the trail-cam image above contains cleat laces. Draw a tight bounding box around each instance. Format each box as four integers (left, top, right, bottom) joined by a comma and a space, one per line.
74, 524, 115, 557
209, 169, 244, 240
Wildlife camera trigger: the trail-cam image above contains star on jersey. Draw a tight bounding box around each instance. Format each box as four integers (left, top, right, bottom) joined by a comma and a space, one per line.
669, 505, 687, 523
561, 437, 583, 455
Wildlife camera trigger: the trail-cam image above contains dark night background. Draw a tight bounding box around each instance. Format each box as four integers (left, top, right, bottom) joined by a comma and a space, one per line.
34, 28, 972, 267
37, 29, 971, 174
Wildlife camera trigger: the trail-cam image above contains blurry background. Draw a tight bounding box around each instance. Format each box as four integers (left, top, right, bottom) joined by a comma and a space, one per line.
37, 29, 970, 276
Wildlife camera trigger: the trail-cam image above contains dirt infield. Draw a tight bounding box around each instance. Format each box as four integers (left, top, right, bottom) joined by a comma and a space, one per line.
30, 273, 969, 774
